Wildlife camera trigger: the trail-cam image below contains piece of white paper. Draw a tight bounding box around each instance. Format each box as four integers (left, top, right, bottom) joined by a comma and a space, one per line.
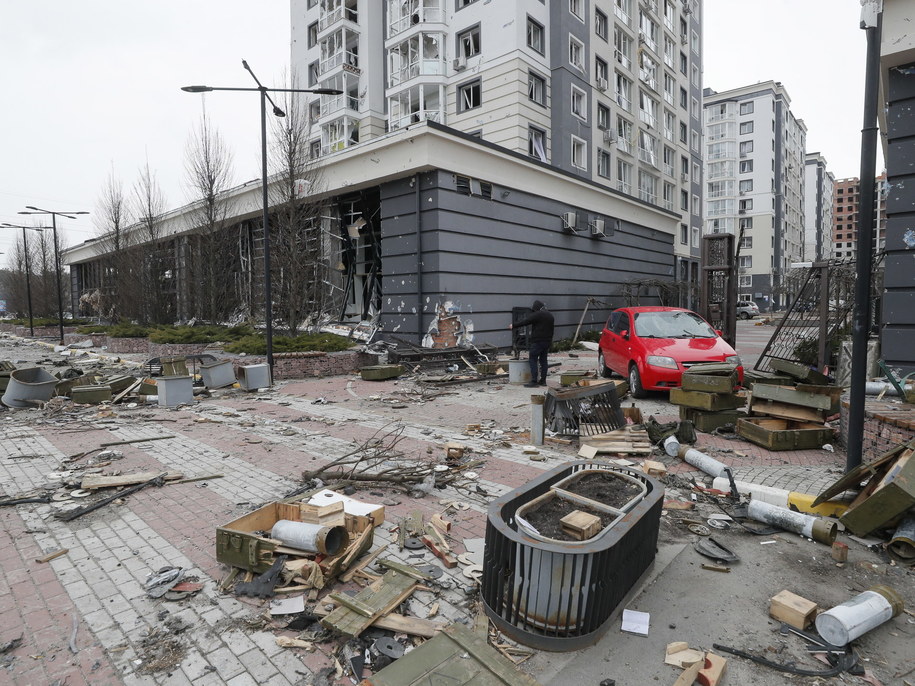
621, 609, 650, 636
269, 594, 306, 615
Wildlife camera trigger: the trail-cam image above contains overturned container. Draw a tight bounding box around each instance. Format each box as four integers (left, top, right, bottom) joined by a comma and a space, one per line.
815, 586, 904, 646
201, 360, 236, 389
2, 367, 58, 408
747, 499, 836, 545
270, 520, 349, 555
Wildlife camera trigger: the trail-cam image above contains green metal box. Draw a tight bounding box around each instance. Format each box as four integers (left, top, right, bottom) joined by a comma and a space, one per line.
736, 417, 833, 451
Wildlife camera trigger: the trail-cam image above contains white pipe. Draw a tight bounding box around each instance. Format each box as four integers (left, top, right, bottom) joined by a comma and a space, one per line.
865, 381, 913, 396
815, 586, 905, 646
712, 477, 790, 508
677, 445, 729, 478
746, 500, 836, 545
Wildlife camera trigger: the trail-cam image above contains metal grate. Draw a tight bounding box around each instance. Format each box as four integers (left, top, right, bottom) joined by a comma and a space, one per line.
481, 461, 663, 651
755, 260, 857, 373
543, 383, 625, 437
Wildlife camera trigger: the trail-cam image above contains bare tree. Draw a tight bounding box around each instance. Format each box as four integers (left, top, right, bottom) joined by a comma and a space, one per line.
93, 170, 136, 321
184, 111, 236, 324
267, 81, 337, 335
1, 233, 32, 317
33, 227, 60, 317
132, 159, 170, 323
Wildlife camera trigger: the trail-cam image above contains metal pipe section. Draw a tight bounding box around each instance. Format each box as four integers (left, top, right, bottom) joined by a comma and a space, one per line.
846, 3, 883, 473
530, 395, 545, 445
887, 517, 915, 564
746, 499, 836, 545
677, 444, 729, 478
270, 520, 348, 555
865, 381, 914, 396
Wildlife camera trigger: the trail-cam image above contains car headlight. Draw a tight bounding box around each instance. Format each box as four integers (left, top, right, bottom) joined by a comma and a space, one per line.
646, 355, 678, 369
725, 355, 741, 366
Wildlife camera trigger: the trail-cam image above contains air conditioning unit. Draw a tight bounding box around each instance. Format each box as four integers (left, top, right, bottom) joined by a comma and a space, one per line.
590, 219, 606, 237
681, 173, 689, 182
680, 34, 687, 44
453, 56, 467, 71
739, 190, 746, 195
561, 211, 579, 232
603, 129, 616, 144
596, 76, 608, 92
639, 32, 647, 43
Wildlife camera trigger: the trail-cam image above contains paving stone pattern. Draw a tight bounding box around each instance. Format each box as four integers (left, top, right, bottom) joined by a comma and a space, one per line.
0, 342, 849, 686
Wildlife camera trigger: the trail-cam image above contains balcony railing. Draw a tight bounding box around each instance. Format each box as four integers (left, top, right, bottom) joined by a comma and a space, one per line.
319, 5, 357, 31
617, 180, 632, 194
616, 94, 631, 111
614, 5, 631, 25
320, 93, 360, 117
639, 189, 658, 204
617, 137, 632, 154
389, 108, 443, 131
663, 162, 674, 177
639, 110, 656, 128
388, 7, 444, 38
319, 50, 359, 76
388, 58, 446, 87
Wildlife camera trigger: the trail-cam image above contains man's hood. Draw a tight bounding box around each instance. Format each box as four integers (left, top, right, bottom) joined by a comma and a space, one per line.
532, 300, 545, 311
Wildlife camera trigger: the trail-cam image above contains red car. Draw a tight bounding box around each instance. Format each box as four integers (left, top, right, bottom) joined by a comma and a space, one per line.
598, 306, 743, 398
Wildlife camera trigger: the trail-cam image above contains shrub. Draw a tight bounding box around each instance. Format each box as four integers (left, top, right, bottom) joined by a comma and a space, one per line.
8, 317, 87, 327
148, 324, 258, 344
108, 323, 151, 338
225, 332, 354, 355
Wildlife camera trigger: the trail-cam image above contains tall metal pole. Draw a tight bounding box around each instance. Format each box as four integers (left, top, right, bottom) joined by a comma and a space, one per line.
846, 1, 883, 472
259, 87, 275, 375
22, 227, 35, 337
50, 213, 66, 344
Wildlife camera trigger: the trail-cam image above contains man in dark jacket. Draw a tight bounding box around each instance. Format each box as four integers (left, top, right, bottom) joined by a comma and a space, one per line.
510, 300, 555, 387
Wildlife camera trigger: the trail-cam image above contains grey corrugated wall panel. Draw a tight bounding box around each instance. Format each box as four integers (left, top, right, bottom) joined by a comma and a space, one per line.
378, 170, 675, 346
880, 63, 915, 375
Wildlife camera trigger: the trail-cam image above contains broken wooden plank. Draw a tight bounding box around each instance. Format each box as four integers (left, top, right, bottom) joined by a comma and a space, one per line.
312, 604, 444, 638
320, 569, 417, 638
748, 397, 826, 423
111, 378, 142, 404
35, 549, 68, 563
750, 384, 834, 411
338, 525, 374, 572
340, 543, 388, 583
375, 558, 434, 581
421, 535, 458, 568
327, 592, 375, 617
81, 471, 184, 490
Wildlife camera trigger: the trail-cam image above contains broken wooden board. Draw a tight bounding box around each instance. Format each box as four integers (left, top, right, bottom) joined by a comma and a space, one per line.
363, 623, 541, 686
421, 535, 458, 567
81, 471, 184, 489
579, 425, 652, 455
560, 510, 601, 540
321, 568, 417, 638
769, 590, 817, 629
311, 603, 444, 638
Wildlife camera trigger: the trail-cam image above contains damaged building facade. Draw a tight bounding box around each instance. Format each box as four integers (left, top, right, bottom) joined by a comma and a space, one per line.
65, 0, 704, 346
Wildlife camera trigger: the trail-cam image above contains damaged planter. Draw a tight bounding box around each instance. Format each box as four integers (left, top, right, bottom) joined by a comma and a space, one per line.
2, 367, 58, 408
201, 360, 236, 389
157, 375, 193, 407
238, 363, 271, 390
483, 461, 663, 651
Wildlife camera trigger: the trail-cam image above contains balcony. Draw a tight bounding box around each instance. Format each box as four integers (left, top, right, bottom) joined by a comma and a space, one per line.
389, 108, 443, 131
617, 180, 632, 194
615, 49, 631, 70
616, 94, 631, 112
639, 69, 657, 91
638, 146, 658, 168
387, 3, 444, 38
617, 137, 633, 155
639, 110, 656, 128
320, 93, 360, 118
319, 49, 359, 77
319, 3, 357, 32
614, 5, 631, 26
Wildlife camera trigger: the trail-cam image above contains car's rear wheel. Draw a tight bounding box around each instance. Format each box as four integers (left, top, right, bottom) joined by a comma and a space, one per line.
598, 350, 613, 378
739, 312, 749, 320
628, 363, 647, 398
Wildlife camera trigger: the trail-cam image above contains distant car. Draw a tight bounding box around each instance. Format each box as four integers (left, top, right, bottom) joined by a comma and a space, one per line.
598, 306, 743, 398
736, 301, 760, 319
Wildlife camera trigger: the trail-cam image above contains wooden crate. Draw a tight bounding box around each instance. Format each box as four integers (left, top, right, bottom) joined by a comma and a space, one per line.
361, 364, 404, 381
769, 590, 817, 629
560, 510, 602, 539
736, 417, 833, 451
669, 387, 744, 411
216, 500, 374, 576
769, 358, 828, 385
751, 384, 834, 411
681, 371, 738, 394
678, 406, 743, 432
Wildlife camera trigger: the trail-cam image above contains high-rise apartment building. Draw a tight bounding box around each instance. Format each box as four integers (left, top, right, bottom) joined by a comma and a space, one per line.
831, 175, 886, 261
803, 153, 835, 262
67, 1, 706, 344
292, 0, 704, 280
702, 81, 806, 312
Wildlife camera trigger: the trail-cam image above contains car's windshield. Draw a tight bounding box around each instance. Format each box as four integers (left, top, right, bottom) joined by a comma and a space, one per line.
633, 311, 716, 339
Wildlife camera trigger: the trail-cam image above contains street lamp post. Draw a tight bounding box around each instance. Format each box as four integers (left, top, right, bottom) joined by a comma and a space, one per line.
181, 60, 341, 376
17, 207, 89, 343
1, 223, 50, 336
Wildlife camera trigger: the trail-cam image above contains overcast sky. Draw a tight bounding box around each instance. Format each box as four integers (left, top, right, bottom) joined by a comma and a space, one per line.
0, 1, 871, 261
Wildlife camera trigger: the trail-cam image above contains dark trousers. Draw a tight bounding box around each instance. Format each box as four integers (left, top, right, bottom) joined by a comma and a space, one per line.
528, 340, 550, 383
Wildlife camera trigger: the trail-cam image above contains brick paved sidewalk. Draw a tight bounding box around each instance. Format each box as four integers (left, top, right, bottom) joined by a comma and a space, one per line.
0, 365, 848, 686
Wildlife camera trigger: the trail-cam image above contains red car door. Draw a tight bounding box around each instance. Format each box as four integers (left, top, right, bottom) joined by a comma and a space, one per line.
604, 310, 631, 374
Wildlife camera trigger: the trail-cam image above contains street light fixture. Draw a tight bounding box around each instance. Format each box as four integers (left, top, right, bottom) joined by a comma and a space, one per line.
1, 223, 50, 336
181, 60, 342, 376
17, 206, 89, 343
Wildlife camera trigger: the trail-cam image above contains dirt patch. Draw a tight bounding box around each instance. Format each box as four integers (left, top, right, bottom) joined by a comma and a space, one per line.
562, 471, 643, 509
136, 629, 187, 674
521, 494, 617, 541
